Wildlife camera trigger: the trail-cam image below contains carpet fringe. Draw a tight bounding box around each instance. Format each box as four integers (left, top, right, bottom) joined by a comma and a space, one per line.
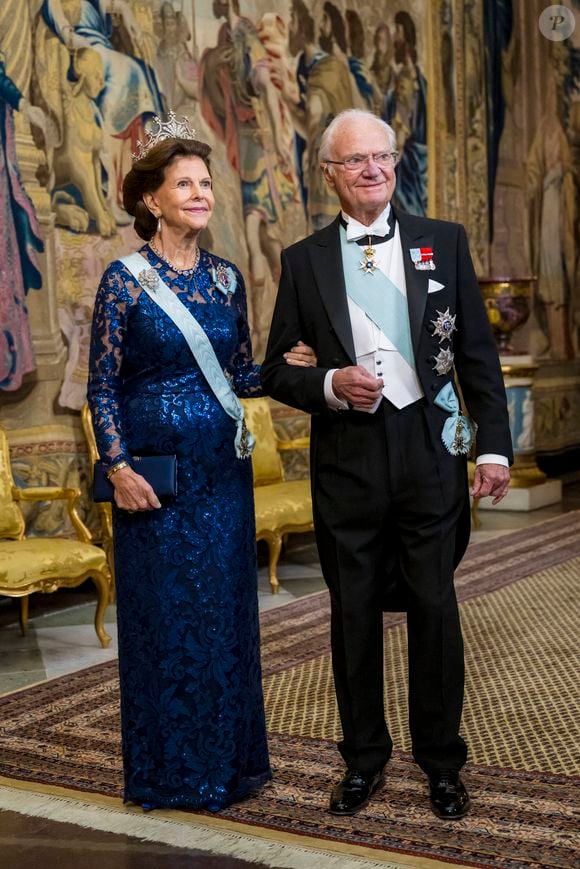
0, 786, 403, 869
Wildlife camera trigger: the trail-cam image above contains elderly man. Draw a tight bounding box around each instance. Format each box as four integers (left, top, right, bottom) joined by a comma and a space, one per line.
262, 109, 511, 819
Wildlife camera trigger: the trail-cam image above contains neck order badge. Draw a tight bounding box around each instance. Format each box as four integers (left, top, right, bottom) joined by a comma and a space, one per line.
341, 211, 395, 275
360, 240, 379, 275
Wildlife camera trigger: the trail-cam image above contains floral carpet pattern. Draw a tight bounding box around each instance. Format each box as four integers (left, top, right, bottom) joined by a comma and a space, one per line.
1, 512, 579, 868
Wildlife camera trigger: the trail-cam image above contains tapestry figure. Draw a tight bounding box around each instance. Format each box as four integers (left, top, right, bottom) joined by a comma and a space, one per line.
200, 0, 298, 357
278, 0, 352, 231
38, 0, 164, 222
0, 53, 45, 391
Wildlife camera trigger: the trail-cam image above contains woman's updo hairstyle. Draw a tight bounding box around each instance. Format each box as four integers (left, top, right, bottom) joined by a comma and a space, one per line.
123, 138, 212, 240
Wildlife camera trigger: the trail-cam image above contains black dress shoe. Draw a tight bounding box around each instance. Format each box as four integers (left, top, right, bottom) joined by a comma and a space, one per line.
428, 770, 470, 819
329, 768, 384, 815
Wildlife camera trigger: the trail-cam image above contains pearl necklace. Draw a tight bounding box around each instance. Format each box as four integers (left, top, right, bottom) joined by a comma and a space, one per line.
149, 238, 200, 275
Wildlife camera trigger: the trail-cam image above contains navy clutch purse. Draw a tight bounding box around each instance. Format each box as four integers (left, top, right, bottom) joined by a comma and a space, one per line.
93, 456, 178, 503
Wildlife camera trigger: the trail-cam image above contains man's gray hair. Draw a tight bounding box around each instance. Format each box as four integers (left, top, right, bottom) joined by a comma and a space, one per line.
319, 109, 397, 164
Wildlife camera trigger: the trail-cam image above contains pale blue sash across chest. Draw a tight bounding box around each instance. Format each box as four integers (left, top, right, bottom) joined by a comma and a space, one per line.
339, 225, 414, 368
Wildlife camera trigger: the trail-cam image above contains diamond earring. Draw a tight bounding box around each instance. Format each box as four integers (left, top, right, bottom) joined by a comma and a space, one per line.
157, 216, 162, 233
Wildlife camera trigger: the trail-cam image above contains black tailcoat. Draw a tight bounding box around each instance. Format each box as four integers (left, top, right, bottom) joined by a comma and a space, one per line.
261, 209, 512, 773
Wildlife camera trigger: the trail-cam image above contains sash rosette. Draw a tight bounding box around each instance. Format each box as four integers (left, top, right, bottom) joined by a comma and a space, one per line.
434, 382, 477, 456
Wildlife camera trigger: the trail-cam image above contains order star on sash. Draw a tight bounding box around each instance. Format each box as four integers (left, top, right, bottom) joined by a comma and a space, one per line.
359, 241, 378, 274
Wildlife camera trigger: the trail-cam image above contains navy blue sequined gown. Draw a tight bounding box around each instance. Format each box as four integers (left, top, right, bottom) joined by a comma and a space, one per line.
87, 246, 271, 810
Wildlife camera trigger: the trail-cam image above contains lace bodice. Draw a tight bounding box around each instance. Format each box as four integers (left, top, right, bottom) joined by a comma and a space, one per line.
87, 246, 261, 469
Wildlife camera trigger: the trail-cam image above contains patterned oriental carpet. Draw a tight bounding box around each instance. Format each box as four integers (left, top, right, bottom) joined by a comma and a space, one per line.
0, 512, 579, 869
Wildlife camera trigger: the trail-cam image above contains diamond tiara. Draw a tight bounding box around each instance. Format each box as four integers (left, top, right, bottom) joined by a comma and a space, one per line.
131, 112, 197, 161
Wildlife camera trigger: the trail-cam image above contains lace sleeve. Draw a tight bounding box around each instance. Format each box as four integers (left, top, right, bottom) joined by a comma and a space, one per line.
227, 266, 263, 398
87, 262, 135, 469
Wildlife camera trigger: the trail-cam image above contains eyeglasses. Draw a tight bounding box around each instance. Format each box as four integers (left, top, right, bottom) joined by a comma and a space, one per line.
324, 151, 399, 171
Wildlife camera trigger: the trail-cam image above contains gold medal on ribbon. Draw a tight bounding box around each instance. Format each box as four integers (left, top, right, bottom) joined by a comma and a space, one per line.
359, 239, 378, 275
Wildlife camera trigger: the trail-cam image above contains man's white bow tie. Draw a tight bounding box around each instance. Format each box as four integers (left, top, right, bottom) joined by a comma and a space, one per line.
346, 218, 391, 241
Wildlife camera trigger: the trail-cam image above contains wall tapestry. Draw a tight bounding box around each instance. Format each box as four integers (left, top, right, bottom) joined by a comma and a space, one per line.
1, 0, 437, 406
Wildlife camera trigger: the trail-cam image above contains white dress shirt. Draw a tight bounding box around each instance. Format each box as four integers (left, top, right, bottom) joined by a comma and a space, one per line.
325, 205, 423, 412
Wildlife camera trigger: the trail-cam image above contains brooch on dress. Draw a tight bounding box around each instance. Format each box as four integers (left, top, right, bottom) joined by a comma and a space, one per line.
432, 347, 454, 376
430, 308, 457, 343
212, 264, 237, 295
138, 268, 160, 292
410, 247, 435, 270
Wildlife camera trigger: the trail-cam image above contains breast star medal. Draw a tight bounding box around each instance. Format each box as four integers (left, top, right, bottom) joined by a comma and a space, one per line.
431, 308, 457, 342
359, 239, 378, 275
432, 347, 454, 376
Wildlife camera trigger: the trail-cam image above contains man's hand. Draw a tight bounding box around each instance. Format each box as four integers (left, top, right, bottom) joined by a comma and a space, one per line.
332, 366, 383, 409
284, 340, 317, 367
470, 463, 510, 505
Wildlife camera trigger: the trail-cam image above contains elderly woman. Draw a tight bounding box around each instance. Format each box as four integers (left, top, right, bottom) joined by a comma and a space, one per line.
87, 121, 314, 811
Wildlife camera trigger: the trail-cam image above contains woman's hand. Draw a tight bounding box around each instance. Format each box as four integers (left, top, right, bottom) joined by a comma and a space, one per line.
284, 340, 317, 367
110, 466, 161, 512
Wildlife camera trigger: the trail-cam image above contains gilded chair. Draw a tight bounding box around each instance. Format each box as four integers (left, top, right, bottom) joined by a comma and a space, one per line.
0, 425, 112, 648
242, 398, 313, 594
81, 403, 114, 593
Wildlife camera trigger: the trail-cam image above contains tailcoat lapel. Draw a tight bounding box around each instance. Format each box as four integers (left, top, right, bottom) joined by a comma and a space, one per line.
308, 215, 356, 363
394, 207, 433, 358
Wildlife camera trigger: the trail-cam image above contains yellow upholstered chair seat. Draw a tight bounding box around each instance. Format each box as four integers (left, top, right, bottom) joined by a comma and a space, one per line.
254, 481, 313, 537
0, 539, 108, 589
0, 425, 112, 648
242, 398, 313, 593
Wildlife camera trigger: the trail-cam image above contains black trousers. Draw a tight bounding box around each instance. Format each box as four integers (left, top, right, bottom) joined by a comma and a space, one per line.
312, 398, 468, 775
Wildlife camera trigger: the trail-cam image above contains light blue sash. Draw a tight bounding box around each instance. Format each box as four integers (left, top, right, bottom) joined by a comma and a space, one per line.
339, 226, 414, 368
121, 252, 254, 459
